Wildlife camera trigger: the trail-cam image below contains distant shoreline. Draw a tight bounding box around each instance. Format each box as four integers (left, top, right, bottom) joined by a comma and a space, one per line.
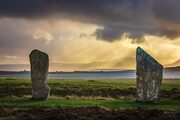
0, 66, 180, 74
0, 70, 135, 74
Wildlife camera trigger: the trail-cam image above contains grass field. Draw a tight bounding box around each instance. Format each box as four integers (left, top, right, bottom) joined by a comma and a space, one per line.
0, 97, 180, 111
1, 78, 180, 90
0, 78, 180, 111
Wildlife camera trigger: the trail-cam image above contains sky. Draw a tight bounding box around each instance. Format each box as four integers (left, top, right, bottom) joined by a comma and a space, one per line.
0, 0, 180, 71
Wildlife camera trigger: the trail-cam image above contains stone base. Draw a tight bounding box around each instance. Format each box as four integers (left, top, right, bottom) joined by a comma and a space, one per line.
32, 85, 51, 100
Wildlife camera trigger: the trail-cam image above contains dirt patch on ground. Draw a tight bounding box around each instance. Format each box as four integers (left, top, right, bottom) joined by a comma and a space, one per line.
0, 83, 31, 98
161, 88, 180, 99
0, 83, 180, 99
52, 87, 136, 98
0, 107, 179, 120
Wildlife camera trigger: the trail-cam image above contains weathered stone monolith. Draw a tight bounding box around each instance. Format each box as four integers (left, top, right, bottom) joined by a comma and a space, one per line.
136, 47, 163, 102
29, 49, 50, 100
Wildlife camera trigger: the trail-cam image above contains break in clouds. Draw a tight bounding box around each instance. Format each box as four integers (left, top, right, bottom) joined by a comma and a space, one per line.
0, 0, 180, 41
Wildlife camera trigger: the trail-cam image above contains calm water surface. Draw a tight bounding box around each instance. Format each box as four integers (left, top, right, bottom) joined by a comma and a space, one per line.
0, 71, 180, 79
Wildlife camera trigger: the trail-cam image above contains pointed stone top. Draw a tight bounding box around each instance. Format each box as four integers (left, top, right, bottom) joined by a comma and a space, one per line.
137, 47, 150, 56
136, 47, 163, 70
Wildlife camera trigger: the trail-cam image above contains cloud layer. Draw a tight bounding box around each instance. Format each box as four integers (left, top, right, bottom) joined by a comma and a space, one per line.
0, 0, 180, 41
0, 0, 180, 71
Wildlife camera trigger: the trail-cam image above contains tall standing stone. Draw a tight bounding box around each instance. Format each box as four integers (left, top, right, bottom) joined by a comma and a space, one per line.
29, 49, 50, 100
136, 47, 163, 102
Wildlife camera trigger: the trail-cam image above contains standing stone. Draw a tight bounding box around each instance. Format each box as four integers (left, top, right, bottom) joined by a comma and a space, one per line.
136, 47, 163, 102
29, 49, 50, 100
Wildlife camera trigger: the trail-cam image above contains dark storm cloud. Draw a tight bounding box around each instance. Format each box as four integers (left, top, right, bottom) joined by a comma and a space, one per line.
0, 0, 180, 41
154, 0, 180, 23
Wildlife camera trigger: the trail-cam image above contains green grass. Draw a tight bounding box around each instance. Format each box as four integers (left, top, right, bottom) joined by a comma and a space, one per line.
0, 78, 180, 111
0, 97, 179, 111
0, 78, 179, 90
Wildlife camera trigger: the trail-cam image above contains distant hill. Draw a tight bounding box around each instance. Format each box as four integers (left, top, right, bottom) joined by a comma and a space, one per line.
164, 66, 180, 72
1, 63, 180, 72
166, 59, 180, 67
0, 62, 129, 72
0, 56, 136, 72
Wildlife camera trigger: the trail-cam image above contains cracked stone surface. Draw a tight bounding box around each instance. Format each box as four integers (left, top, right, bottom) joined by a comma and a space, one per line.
29, 49, 50, 100
136, 47, 163, 102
